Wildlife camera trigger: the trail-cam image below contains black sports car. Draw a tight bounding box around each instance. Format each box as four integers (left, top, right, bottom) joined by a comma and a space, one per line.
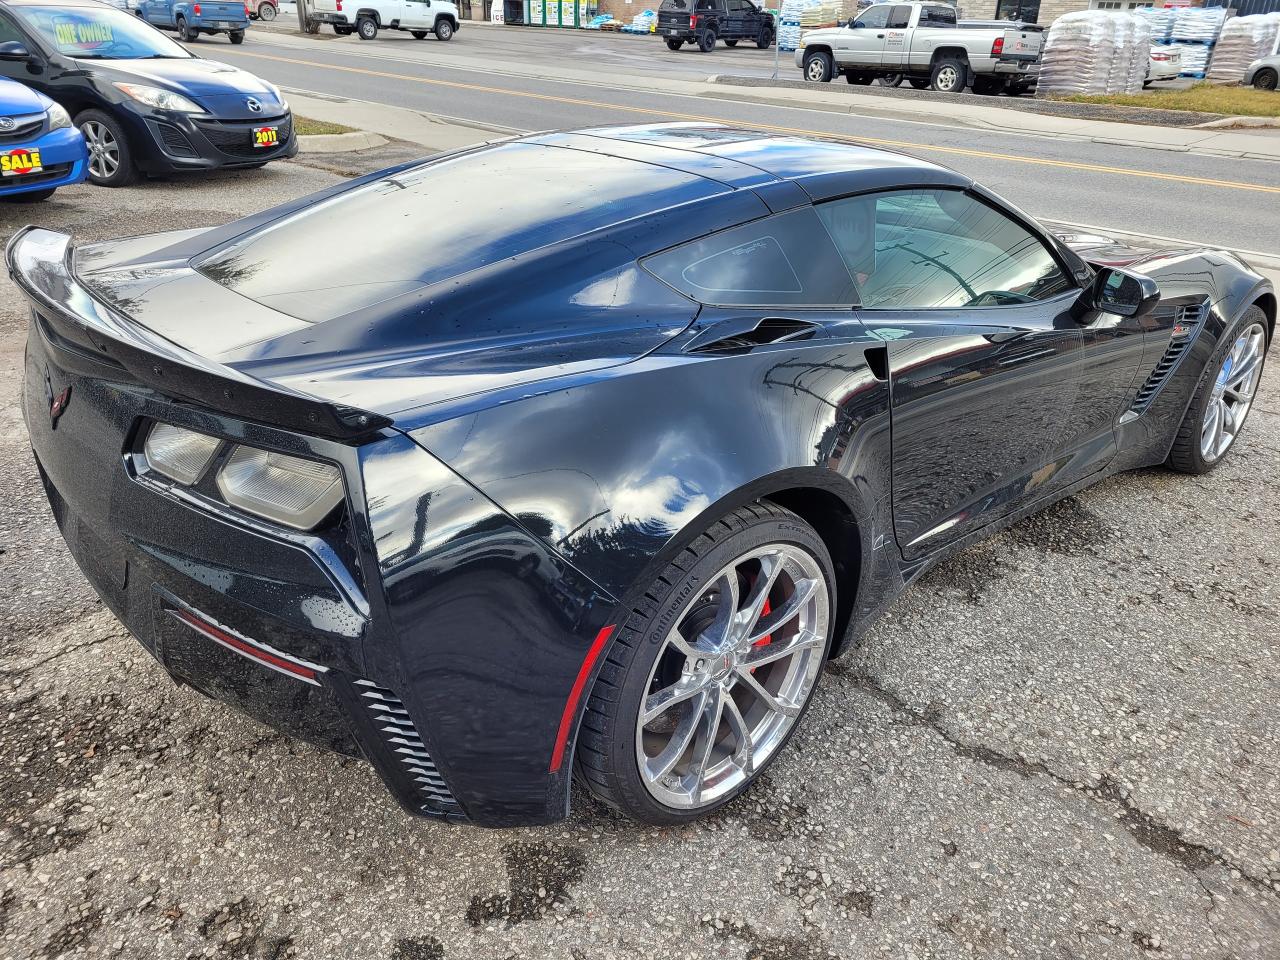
11, 124, 1274, 827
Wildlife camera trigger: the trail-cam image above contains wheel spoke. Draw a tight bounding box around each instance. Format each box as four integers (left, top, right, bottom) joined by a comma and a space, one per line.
644, 690, 706, 783
698, 569, 739, 649
1225, 353, 1261, 397
744, 576, 818, 645
739, 629, 823, 670
721, 695, 754, 775
689, 686, 725, 805
642, 674, 706, 724
734, 666, 800, 718
737, 553, 783, 643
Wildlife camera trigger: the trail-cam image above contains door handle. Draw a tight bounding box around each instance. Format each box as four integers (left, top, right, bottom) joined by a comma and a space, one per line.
877, 32, 884, 37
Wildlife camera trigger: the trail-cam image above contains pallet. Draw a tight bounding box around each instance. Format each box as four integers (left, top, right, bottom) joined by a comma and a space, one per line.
1167, 37, 1216, 46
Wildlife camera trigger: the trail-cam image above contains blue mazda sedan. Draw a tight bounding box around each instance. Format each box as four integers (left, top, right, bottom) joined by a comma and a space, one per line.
0, 74, 85, 200
0, 0, 294, 186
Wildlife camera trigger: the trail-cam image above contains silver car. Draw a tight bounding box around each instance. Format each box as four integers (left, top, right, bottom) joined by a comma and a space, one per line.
1244, 54, 1279, 91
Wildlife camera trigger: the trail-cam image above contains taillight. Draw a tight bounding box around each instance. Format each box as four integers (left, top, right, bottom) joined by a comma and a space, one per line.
193, 2, 201, 13
690, 13, 698, 27
336, 0, 342, 9
991, 36, 1004, 56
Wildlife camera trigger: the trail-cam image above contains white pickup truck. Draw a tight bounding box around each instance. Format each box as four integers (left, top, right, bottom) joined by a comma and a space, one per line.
797, 2, 1043, 95
308, 0, 460, 40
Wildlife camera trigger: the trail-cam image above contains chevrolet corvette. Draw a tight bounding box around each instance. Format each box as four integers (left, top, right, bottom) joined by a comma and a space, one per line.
11, 124, 1274, 826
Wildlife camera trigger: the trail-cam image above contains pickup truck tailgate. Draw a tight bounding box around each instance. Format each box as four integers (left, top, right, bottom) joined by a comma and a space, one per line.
1001, 28, 1042, 60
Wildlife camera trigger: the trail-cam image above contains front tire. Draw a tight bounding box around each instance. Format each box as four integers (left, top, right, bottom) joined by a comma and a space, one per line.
258, 0, 277, 21
1254, 68, 1278, 91
357, 16, 377, 39
575, 502, 835, 824
76, 109, 137, 187
803, 49, 833, 82
1167, 306, 1269, 474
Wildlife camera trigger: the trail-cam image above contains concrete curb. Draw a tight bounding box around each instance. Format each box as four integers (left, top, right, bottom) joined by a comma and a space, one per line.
298, 130, 389, 153
1194, 115, 1280, 129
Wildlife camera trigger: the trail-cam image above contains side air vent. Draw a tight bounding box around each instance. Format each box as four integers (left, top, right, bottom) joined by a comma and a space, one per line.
1128, 298, 1210, 415
686, 317, 821, 355
353, 679, 459, 814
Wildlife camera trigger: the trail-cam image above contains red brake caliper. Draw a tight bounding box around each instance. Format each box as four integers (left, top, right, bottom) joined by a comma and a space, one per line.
750, 593, 772, 674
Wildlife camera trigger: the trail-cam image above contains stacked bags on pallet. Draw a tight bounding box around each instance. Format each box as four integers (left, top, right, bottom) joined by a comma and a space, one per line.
1170, 6, 1226, 43
1132, 5, 1172, 43
799, 0, 839, 30
1208, 13, 1280, 82
1037, 11, 1151, 96
622, 8, 657, 32
778, 0, 815, 51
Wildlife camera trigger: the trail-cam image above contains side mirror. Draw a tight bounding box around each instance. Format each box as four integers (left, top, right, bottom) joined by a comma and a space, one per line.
851, 20, 866, 28
0, 41, 32, 62
1077, 266, 1160, 321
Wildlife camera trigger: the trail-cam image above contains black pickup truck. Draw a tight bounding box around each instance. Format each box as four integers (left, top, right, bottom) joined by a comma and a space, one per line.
657, 0, 774, 52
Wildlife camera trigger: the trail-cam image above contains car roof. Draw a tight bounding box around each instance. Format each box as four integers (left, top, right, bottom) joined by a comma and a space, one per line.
534, 123, 971, 203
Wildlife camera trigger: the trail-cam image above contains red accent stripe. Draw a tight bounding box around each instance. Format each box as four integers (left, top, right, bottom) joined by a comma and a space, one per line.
549, 624, 615, 773
173, 609, 317, 682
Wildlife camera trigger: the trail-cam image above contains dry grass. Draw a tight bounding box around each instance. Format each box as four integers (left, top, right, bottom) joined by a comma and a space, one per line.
1052, 82, 1280, 118
293, 116, 358, 136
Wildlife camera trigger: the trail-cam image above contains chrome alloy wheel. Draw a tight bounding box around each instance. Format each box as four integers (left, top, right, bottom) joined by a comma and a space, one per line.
1202, 321, 1266, 462
805, 57, 827, 82
934, 64, 960, 90
82, 120, 120, 181
635, 544, 829, 810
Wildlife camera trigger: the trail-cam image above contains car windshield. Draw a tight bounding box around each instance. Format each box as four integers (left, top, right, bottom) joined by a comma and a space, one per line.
15, 5, 192, 59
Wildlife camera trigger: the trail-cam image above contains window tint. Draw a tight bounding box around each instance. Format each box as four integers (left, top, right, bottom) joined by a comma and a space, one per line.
920, 4, 956, 25
886, 5, 911, 28
644, 208, 858, 308
0, 13, 25, 44
816, 189, 1072, 310
854, 5, 890, 29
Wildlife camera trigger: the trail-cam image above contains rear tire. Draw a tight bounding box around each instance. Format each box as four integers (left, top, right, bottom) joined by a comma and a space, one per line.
803, 49, 833, 82
177, 15, 199, 41
411, 29, 428, 38
972, 76, 1001, 95
357, 16, 377, 39
755, 25, 771, 48
665, 36, 682, 50
228, 29, 245, 43
434, 19, 453, 40
334, 24, 353, 34
879, 73, 904, 87
575, 502, 836, 825
1166, 306, 1269, 474
1254, 68, 1278, 91
844, 70, 873, 85
697, 28, 716, 52
908, 77, 931, 89
724, 38, 737, 46
931, 56, 966, 92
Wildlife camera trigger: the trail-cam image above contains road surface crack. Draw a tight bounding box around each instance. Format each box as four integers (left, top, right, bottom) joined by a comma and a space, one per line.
845, 673, 1277, 900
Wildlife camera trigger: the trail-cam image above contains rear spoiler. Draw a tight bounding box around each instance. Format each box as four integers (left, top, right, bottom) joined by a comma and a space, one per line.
7, 226, 392, 443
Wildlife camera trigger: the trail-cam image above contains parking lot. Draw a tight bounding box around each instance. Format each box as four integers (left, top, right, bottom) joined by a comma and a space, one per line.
1, 152, 1278, 959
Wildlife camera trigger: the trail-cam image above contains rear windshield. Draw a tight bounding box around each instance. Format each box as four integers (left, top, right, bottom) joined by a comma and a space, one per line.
197, 143, 722, 323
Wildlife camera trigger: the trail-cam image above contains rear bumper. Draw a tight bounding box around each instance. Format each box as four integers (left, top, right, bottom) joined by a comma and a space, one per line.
992, 59, 1040, 77
190, 16, 249, 31
13, 229, 619, 826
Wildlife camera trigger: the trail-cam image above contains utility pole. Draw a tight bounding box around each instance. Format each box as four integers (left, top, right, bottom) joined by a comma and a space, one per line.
297, 0, 313, 32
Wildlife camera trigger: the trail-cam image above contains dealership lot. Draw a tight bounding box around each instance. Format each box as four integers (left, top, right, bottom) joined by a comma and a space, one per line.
1, 157, 1278, 959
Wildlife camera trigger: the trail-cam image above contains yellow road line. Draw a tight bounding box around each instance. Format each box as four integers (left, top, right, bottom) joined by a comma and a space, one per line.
231, 48, 1280, 195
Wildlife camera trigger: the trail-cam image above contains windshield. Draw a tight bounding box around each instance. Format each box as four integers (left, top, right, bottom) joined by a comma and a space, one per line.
16, 5, 191, 59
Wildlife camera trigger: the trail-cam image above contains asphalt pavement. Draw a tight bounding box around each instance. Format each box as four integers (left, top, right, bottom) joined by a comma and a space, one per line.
1, 24, 1279, 960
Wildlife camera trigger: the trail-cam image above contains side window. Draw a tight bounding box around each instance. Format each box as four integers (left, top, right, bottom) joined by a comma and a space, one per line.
886, 5, 912, 28
643, 207, 858, 308
816, 189, 1072, 310
854, 5, 890, 29
696, 0, 715, 10
921, 5, 956, 25
0, 13, 27, 45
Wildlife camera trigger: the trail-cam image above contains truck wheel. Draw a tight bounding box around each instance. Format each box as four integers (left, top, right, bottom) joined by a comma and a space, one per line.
972, 76, 1001, 95
434, 19, 453, 40
697, 28, 716, 52
177, 15, 199, 41
908, 77, 930, 89
844, 70, 873, 85
878, 73, 904, 87
411, 29, 428, 38
357, 16, 378, 39
229, 29, 245, 43
931, 56, 967, 93
803, 50, 833, 82
724, 38, 737, 46
258, 0, 277, 20
755, 25, 771, 48
665, 36, 682, 50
